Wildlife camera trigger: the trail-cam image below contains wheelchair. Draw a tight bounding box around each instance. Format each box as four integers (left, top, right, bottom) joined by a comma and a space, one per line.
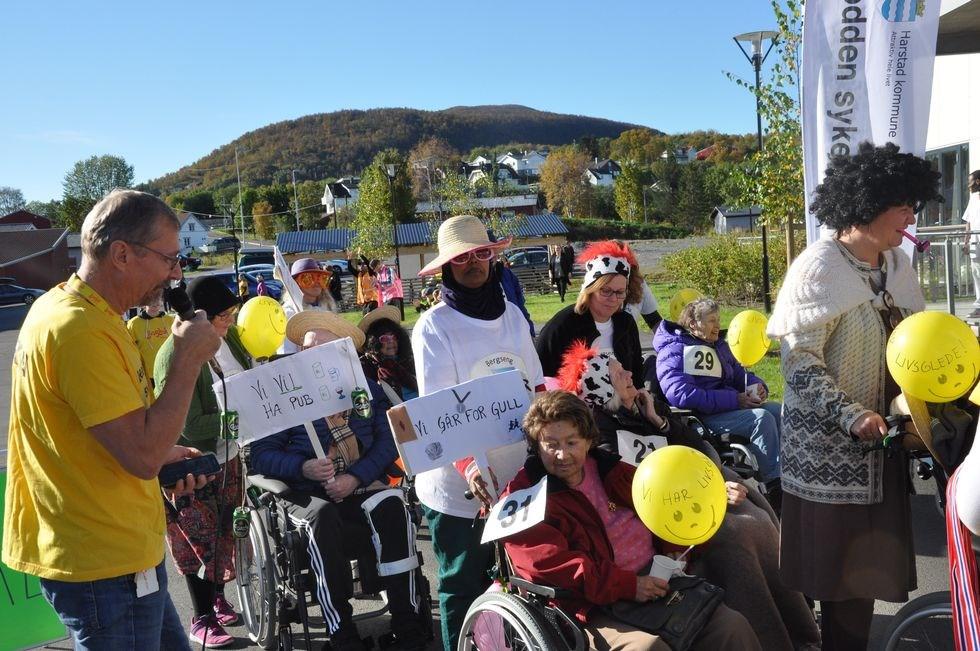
234, 469, 435, 651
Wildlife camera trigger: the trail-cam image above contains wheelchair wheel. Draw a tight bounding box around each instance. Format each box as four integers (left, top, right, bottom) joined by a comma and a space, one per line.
880, 590, 953, 650
457, 591, 560, 651
235, 507, 279, 649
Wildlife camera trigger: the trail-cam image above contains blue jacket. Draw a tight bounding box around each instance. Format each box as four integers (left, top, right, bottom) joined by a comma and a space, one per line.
651, 321, 764, 415
499, 265, 535, 337
249, 379, 397, 492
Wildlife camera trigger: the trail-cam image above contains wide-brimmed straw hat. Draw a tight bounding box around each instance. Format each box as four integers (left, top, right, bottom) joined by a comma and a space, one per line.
418, 214, 512, 276
358, 305, 402, 332
285, 310, 366, 350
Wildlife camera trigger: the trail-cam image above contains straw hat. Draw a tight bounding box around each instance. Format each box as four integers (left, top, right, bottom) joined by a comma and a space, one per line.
418, 214, 512, 276
358, 305, 402, 332
285, 310, 366, 350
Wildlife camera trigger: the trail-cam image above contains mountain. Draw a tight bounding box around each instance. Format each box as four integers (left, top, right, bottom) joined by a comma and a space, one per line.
144, 105, 653, 195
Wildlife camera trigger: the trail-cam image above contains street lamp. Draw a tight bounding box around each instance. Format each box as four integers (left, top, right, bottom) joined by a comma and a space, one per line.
734, 29, 778, 314
291, 170, 301, 232
382, 163, 404, 320
234, 146, 245, 246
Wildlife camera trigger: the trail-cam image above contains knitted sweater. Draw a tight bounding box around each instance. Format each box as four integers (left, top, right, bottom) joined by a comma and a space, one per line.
767, 238, 924, 504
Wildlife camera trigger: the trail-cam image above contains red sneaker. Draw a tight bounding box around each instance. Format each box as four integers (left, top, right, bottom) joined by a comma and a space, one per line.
213, 594, 240, 626
190, 614, 234, 648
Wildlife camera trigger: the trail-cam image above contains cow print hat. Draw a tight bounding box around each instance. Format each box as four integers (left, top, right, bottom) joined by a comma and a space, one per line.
556, 339, 618, 409
577, 240, 637, 290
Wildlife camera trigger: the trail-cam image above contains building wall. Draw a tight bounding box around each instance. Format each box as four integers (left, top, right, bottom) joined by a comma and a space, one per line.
0, 244, 72, 289
927, 52, 980, 168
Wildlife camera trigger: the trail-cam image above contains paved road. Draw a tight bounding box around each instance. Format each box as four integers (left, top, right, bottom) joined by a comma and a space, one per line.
0, 300, 956, 650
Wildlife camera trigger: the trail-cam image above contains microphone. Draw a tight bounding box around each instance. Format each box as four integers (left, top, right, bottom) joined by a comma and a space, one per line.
165, 286, 196, 320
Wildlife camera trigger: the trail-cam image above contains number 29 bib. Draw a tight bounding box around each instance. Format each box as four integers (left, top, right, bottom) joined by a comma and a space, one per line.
682, 345, 721, 378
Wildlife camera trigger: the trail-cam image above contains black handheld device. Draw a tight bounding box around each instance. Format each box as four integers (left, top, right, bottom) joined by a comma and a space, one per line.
158, 452, 221, 487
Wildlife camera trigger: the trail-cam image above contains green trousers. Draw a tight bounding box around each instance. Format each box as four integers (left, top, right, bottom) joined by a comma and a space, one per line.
423, 506, 493, 651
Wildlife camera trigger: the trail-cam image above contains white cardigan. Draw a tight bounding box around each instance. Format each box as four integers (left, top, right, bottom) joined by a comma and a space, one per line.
768, 238, 924, 504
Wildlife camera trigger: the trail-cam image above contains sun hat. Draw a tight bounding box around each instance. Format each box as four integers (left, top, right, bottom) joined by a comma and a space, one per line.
291, 257, 330, 277
357, 305, 402, 332
187, 275, 238, 320
556, 339, 617, 408
577, 241, 637, 290
285, 310, 366, 350
418, 214, 512, 276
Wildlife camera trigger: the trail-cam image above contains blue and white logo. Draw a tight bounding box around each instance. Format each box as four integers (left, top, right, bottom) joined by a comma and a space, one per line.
881, 0, 924, 22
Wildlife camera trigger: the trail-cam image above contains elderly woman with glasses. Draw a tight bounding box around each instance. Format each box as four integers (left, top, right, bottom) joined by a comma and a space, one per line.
152, 275, 253, 646
536, 241, 644, 385
768, 142, 943, 650
652, 297, 783, 511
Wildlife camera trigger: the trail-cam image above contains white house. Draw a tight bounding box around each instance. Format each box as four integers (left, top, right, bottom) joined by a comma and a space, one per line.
467, 164, 520, 188
321, 177, 360, 216
177, 212, 209, 254
468, 155, 491, 166
660, 146, 699, 165
586, 159, 622, 186
496, 150, 549, 179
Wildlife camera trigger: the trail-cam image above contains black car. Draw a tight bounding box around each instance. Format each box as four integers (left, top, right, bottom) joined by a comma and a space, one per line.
0, 283, 45, 306
506, 248, 549, 270
210, 236, 241, 253
238, 249, 276, 267
209, 271, 283, 301
178, 254, 202, 271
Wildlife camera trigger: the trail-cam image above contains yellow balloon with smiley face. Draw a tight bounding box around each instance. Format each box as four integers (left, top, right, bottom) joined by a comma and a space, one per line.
631, 446, 727, 546
887, 311, 980, 402
238, 296, 287, 359
669, 288, 703, 322
727, 309, 771, 367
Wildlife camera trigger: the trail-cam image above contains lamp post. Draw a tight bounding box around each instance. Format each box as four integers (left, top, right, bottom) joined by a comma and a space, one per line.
382, 163, 404, 320
734, 30, 778, 314
234, 146, 245, 246
291, 170, 301, 232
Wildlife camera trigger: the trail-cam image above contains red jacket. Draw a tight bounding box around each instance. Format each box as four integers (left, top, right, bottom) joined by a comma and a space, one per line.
502, 448, 677, 622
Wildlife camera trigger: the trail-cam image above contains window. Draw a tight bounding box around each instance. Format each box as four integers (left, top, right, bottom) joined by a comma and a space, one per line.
188, 223, 195, 231
924, 142, 970, 226
184, 237, 191, 247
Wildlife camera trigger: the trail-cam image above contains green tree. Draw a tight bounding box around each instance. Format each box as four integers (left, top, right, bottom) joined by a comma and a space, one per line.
296, 180, 326, 230
350, 150, 414, 257
252, 200, 275, 239
539, 146, 592, 218
675, 162, 723, 230
438, 171, 481, 216
24, 199, 61, 224
260, 184, 291, 214
0, 186, 26, 214
59, 196, 97, 232
63, 155, 134, 203
614, 163, 644, 222
408, 137, 459, 202
182, 190, 217, 216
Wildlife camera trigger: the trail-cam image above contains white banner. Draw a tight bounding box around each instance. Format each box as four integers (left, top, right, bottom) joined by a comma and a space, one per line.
273, 246, 304, 315
802, 0, 940, 249
213, 337, 370, 444
386, 370, 530, 477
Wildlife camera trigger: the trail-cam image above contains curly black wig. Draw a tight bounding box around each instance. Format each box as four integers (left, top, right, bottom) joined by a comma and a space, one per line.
364, 318, 413, 366
809, 142, 943, 233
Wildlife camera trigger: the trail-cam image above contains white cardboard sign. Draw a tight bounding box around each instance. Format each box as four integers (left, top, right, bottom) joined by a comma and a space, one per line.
386, 370, 530, 477
481, 476, 548, 544
618, 430, 668, 468
273, 246, 305, 315
213, 337, 370, 445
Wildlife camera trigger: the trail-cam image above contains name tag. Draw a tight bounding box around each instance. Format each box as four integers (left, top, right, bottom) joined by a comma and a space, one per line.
618, 430, 668, 467
682, 345, 722, 378
481, 477, 548, 544
135, 567, 159, 598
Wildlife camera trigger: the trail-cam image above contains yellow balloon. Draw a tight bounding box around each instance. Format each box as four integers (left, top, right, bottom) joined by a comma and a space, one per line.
238, 296, 287, 359
886, 311, 980, 402
727, 309, 771, 367
669, 288, 703, 322
631, 446, 727, 546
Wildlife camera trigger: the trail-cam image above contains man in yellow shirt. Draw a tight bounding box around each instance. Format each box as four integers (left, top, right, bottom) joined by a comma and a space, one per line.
126, 297, 175, 387
2, 189, 220, 650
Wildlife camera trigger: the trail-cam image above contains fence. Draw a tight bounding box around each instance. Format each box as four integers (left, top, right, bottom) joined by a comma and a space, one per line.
915, 226, 976, 313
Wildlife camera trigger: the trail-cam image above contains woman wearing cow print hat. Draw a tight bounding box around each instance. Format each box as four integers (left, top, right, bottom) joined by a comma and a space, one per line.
535, 240, 644, 384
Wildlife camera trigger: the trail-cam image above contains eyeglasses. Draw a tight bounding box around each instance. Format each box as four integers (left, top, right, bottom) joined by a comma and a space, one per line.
214, 306, 239, 322
450, 248, 495, 265
295, 271, 328, 288
130, 242, 180, 271
378, 333, 397, 344
597, 287, 627, 299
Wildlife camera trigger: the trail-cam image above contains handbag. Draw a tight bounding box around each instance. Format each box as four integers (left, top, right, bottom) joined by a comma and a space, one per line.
602, 575, 724, 651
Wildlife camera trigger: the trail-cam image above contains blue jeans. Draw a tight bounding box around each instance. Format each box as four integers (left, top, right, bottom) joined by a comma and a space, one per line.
40, 560, 189, 651
700, 401, 782, 483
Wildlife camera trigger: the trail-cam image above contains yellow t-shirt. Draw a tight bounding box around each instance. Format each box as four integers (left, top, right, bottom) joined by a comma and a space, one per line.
127, 312, 175, 385
2, 275, 165, 581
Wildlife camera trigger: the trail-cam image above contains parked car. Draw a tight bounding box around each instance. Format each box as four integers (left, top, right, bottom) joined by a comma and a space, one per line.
178, 254, 202, 271
324, 259, 351, 276
506, 248, 549, 270
238, 264, 275, 277
238, 248, 275, 267
0, 283, 45, 306
208, 236, 241, 253
208, 271, 282, 301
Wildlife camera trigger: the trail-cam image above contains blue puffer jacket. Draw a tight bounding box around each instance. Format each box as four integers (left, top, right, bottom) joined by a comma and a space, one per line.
651, 320, 765, 415
249, 379, 397, 492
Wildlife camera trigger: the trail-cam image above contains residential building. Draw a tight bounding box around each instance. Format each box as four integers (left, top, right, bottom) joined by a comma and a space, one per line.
321, 177, 361, 216
177, 212, 209, 254
0, 209, 52, 230
661, 146, 699, 165
711, 206, 762, 234
496, 150, 549, 183
415, 194, 541, 217
586, 158, 622, 186
0, 229, 71, 288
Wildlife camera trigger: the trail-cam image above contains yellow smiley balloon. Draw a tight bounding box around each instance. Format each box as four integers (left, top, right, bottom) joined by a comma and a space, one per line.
238, 296, 287, 359
727, 309, 771, 367
669, 288, 703, 322
631, 446, 727, 546
886, 311, 980, 402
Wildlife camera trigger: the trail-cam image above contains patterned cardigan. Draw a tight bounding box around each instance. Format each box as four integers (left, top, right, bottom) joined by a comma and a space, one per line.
767, 239, 924, 504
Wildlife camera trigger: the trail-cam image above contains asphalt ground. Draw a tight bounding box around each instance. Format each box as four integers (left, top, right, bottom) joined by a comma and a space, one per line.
0, 301, 955, 650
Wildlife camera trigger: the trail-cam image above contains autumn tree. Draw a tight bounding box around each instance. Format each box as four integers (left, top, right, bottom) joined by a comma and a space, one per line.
539, 146, 592, 218
408, 137, 459, 202
609, 129, 668, 168
614, 163, 644, 223
251, 200, 276, 239
350, 150, 414, 257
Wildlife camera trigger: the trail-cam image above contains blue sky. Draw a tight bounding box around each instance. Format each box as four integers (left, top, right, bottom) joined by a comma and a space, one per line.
2, 1, 780, 202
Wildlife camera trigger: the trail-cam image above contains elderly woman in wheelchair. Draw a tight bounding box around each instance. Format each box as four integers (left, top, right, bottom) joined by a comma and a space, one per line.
550, 341, 821, 650
489, 390, 762, 650
248, 312, 430, 651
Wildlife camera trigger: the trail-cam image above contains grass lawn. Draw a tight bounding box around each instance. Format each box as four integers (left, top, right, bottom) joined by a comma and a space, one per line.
335, 277, 786, 401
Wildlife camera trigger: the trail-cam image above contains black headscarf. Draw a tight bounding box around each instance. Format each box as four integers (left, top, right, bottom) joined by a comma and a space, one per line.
440, 262, 506, 321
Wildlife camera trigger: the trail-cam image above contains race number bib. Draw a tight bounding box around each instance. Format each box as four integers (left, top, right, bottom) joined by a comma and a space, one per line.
617, 430, 668, 467
682, 345, 721, 378
481, 477, 548, 544
471, 352, 533, 397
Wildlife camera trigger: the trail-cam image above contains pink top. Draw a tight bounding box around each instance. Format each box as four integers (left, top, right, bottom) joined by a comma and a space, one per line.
573, 458, 654, 573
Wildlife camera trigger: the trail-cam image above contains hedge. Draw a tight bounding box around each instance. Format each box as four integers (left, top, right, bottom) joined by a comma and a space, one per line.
563, 217, 690, 241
